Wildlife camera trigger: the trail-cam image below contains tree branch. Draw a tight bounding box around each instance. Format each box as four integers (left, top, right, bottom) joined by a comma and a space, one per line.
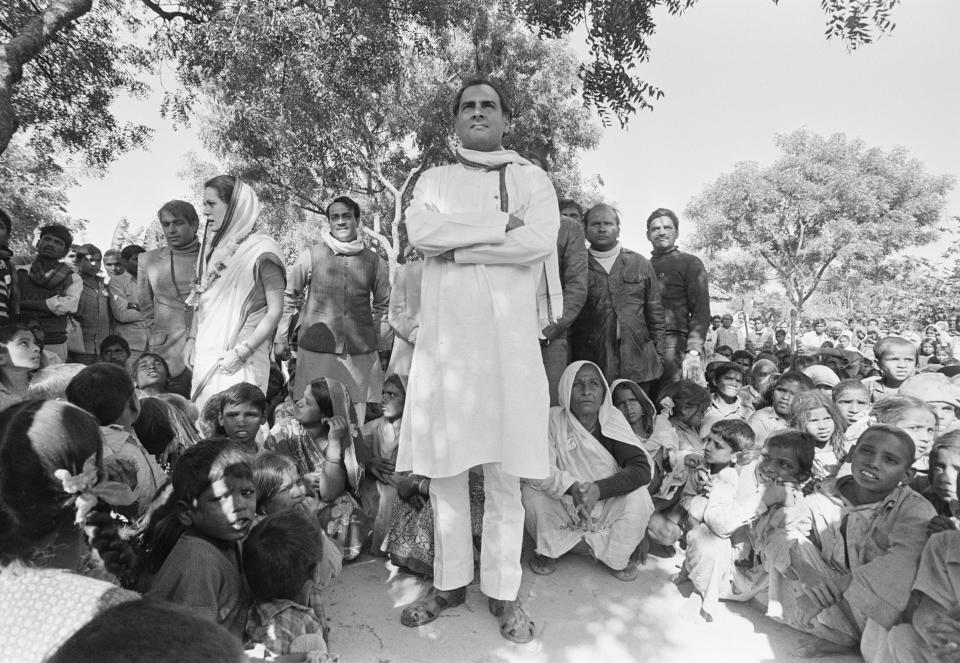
138, 0, 203, 24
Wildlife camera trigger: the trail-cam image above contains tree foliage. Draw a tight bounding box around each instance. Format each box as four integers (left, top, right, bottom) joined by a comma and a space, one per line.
0, 136, 83, 253
0, 0, 904, 165
686, 129, 954, 321
184, 4, 602, 268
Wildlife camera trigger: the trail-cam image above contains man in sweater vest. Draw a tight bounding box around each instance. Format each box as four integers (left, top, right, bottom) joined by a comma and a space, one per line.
17, 224, 80, 361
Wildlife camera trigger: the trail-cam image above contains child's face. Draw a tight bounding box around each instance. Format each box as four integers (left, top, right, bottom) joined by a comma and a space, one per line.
261, 470, 307, 515
772, 381, 803, 417
613, 386, 644, 425
717, 347, 733, 359
894, 408, 937, 459
100, 344, 130, 367
936, 346, 952, 363
703, 431, 735, 467
1, 330, 41, 370
721, 316, 733, 328
879, 348, 916, 385
219, 401, 265, 444
804, 406, 836, 445
134, 355, 167, 388
714, 369, 742, 400
735, 356, 752, 373
188, 475, 256, 542
834, 388, 869, 425
295, 388, 324, 426
758, 444, 802, 484
753, 363, 776, 389
849, 433, 913, 497
929, 402, 959, 434
381, 383, 405, 421
930, 448, 960, 502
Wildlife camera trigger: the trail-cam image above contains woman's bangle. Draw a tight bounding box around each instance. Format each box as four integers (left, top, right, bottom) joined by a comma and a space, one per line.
236, 341, 252, 361
418, 478, 428, 495
325, 455, 342, 465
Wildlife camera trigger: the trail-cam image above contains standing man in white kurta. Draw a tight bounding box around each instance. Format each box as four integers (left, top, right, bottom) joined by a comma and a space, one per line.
396, 79, 558, 643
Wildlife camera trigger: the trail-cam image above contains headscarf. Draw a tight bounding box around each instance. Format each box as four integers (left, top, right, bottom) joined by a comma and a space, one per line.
198, 178, 261, 281
899, 373, 960, 407
315, 377, 363, 491
609, 378, 657, 439
555, 361, 644, 452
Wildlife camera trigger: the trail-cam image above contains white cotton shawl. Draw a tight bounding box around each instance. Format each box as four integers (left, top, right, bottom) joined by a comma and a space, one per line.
455, 146, 564, 337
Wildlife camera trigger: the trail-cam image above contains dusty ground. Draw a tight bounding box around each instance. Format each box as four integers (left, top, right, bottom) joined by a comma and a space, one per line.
325, 545, 864, 663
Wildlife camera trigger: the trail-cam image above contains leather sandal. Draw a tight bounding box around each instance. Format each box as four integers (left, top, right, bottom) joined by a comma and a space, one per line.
400, 586, 466, 627
488, 598, 536, 644
528, 553, 556, 576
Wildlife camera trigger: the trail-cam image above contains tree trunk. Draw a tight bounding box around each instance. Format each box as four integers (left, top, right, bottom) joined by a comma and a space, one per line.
0, 0, 94, 156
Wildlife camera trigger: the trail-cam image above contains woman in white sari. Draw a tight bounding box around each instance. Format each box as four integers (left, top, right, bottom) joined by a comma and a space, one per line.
185, 176, 285, 410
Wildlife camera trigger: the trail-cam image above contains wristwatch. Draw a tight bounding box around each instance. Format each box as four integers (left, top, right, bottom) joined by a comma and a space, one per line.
687, 349, 701, 357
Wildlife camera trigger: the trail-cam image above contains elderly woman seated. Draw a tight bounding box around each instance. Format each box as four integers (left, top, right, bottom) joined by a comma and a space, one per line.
521, 361, 654, 581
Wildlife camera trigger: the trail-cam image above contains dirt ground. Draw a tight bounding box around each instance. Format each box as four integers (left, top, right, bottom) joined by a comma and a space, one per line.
325, 545, 864, 663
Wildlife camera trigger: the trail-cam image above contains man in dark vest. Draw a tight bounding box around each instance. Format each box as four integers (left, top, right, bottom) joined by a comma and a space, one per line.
274, 196, 390, 417
17, 224, 80, 361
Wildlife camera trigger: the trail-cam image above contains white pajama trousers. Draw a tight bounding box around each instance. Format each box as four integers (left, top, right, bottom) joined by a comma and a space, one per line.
429, 462, 523, 600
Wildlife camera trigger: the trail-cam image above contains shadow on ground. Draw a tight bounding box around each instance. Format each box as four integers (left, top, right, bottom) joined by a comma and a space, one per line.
325, 545, 864, 663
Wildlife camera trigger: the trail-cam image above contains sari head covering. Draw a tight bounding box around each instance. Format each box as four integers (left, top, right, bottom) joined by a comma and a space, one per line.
609, 378, 657, 439
190, 178, 284, 405
555, 361, 645, 454
301, 377, 363, 491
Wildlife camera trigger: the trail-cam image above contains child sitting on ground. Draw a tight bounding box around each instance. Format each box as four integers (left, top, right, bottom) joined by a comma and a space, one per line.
844, 396, 938, 474
642, 380, 711, 551
898, 372, 960, 435
243, 511, 337, 661
700, 362, 753, 436
922, 431, 960, 531
218, 383, 268, 455
143, 441, 255, 638
862, 336, 918, 402
832, 379, 870, 428
788, 391, 849, 481
66, 363, 165, 518
681, 429, 812, 621
739, 358, 778, 410
359, 374, 405, 553
748, 370, 815, 445
252, 452, 343, 589
680, 419, 756, 529
0, 323, 42, 410
766, 424, 935, 658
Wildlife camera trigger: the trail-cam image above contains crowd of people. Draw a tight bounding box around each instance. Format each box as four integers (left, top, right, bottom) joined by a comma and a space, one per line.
1, 78, 959, 663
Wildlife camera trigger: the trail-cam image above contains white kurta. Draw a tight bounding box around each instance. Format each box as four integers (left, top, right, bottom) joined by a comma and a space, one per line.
397, 160, 558, 479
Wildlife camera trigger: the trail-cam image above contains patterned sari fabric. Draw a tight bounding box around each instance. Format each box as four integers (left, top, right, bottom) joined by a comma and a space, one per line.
266, 378, 369, 560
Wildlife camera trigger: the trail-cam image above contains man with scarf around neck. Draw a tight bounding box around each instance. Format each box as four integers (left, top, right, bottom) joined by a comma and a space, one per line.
0, 209, 19, 324
274, 195, 390, 418
647, 208, 711, 388
16, 224, 80, 361
572, 204, 666, 395
395, 78, 559, 643
138, 200, 200, 398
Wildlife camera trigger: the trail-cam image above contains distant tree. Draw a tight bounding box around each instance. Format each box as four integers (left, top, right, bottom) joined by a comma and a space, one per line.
687, 129, 955, 328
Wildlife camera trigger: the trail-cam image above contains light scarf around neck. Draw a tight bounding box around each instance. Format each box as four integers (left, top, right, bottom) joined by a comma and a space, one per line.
320, 226, 365, 256
453, 146, 564, 336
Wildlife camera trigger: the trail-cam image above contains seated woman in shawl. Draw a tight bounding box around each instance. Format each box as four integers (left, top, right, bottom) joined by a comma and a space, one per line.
358, 374, 406, 552
186, 176, 285, 411
266, 376, 369, 560
521, 361, 654, 581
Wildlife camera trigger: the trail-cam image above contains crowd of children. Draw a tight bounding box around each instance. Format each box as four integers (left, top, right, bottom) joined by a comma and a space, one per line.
4, 298, 960, 662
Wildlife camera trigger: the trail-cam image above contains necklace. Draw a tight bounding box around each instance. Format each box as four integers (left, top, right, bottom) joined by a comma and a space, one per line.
184, 234, 248, 310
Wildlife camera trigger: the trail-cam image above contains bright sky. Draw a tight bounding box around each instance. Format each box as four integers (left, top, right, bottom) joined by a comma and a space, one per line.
67, 0, 960, 256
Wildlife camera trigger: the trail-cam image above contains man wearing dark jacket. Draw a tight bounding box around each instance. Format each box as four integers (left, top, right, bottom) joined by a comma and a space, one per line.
541, 198, 588, 404
572, 204, 665, 393
647, 208, 710, 385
